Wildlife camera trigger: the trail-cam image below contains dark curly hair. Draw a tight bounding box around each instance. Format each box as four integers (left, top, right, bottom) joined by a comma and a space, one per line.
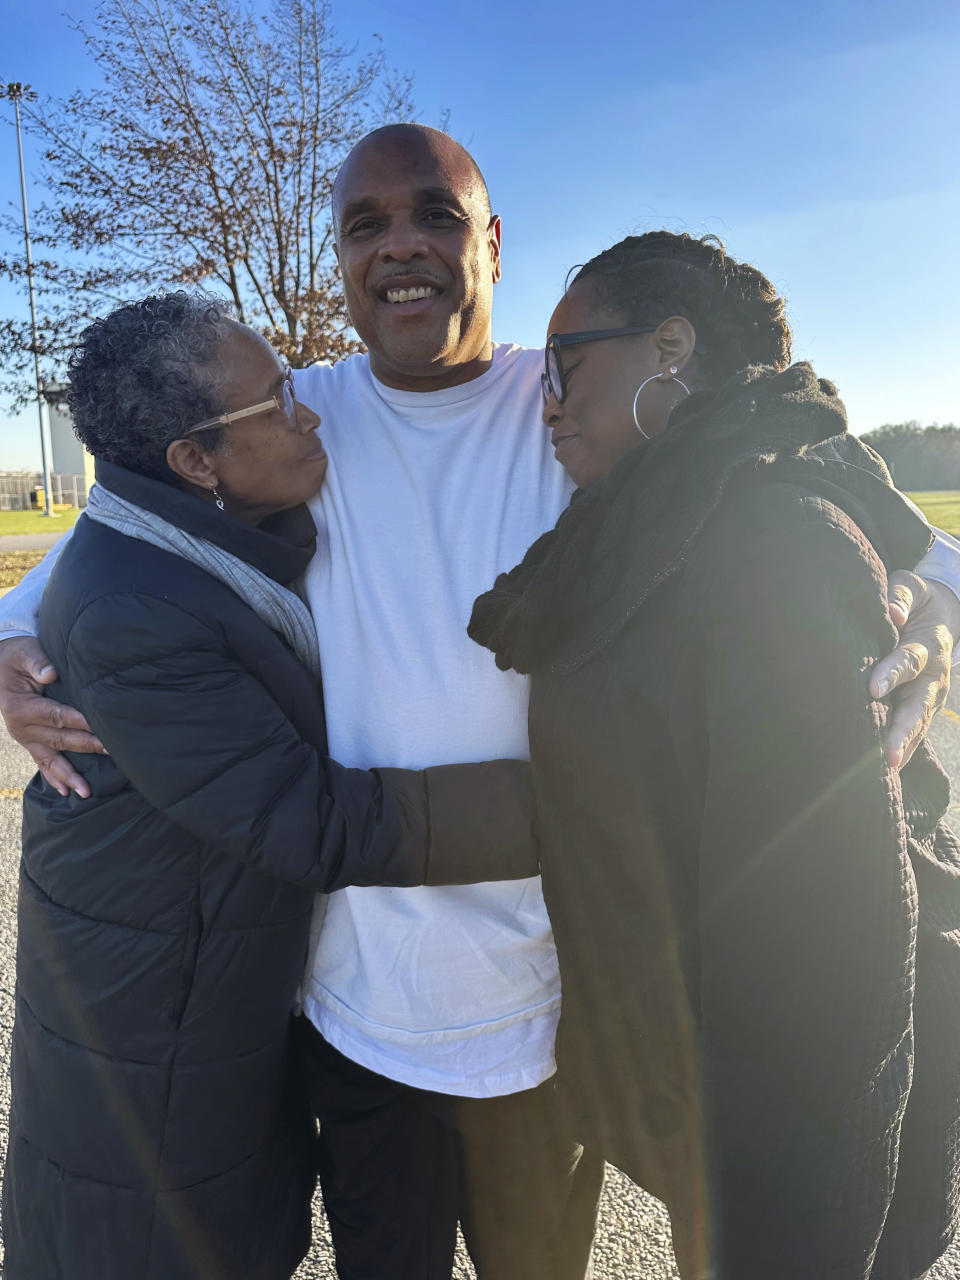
571, 231, 791, 386
67, 291, 235, 483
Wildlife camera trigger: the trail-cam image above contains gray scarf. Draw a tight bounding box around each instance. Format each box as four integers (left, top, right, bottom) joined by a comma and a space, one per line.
85, 483, 323, 680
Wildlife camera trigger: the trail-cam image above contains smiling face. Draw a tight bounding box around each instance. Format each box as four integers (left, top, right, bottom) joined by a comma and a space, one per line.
167, 323, 328, 523
333, 127, 502, 390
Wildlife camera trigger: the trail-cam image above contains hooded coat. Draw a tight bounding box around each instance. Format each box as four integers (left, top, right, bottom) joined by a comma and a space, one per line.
470, 364, 960, 1280
3, 460, 539, 1280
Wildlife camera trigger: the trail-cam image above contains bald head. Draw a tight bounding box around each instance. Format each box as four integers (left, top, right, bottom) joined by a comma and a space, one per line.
333, 124, 491, 232
331, 122, 501, 391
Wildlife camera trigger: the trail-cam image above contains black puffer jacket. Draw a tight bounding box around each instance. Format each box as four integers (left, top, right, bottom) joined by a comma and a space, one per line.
471, 364, 960, 1280
3, 461, 538, 1280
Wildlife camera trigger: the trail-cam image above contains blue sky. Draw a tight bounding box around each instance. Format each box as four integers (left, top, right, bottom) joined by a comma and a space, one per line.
2, 0, 958, 468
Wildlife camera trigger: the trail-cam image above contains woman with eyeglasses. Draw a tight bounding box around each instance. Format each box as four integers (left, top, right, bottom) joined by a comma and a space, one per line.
470, 231, 960, 1280
2, 292, 541, 1280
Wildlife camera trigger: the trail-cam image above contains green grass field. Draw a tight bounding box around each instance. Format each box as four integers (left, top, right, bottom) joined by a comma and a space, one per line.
0, 507, 81, 538
907, 492, 960, 539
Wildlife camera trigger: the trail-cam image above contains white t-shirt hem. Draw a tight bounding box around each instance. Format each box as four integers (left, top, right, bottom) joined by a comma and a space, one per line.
303, 988, 560, 1097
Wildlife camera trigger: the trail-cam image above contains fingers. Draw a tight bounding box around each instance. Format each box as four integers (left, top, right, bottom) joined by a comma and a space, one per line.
21, 718, 103, 798
0, 637, 96, 748
35, 728, 106, 755
872, 574, 957, 703
0, 674, 100, 795
38, 754, 91, 800
921, 581, 960, 654
21, 722, 102, 798
872, 570, 927, 695
886, 570, 925, 630
33, 696, 98, 739
0, 638, 104, 799
0, 634, 59, 692
1, 686, 100, 750
869, 641, 928, 700
884, 679, 940, 770
875, 631, 952, 770
0, 681, 103, 798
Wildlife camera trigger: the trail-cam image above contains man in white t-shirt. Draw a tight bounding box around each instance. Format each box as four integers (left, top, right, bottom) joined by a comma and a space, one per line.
2, 124, 959, 1279
285, 124, 605, 1280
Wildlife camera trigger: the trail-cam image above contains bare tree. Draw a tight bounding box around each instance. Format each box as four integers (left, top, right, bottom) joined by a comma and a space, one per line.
0, 0, 414, 407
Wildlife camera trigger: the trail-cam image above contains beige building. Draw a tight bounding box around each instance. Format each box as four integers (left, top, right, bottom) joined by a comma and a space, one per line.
47, 385, 94, 491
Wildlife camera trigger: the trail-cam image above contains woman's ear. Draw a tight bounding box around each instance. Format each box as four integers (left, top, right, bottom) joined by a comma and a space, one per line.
654, 316, 697, 374
166, 438, 220, 490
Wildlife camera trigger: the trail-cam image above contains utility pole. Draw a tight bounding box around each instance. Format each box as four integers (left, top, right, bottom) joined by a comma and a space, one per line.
2, 81, 55, 517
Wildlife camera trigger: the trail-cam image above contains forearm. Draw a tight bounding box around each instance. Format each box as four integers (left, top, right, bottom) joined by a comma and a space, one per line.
69, 597, 536, 891
397, 759, 538, 885
118, 722, 536, 892
75, 672, 420, 892
0, 532, 70, 640
276, 758, 538, 892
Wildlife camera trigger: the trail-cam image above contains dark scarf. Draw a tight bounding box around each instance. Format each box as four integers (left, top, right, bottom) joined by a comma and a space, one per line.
469, 363, 932, 675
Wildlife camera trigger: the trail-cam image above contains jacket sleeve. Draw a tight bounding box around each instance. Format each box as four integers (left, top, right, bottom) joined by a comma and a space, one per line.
684, 489, 916, 1280
64, 592, 538, 891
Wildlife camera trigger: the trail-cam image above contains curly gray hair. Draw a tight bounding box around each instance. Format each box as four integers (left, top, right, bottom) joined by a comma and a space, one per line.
67, 291, 236, 482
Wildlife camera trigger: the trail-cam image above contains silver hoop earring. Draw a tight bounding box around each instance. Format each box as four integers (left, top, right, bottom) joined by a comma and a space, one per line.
212, 488, 225, 511
631, 369, 692, 440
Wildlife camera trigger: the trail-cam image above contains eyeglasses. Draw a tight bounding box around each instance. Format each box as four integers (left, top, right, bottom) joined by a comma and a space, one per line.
183, 366, 297, 435
542, 327, 659, 405
542, 326, 707, 404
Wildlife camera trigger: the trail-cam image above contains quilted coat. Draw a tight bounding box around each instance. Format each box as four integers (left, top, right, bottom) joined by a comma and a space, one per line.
470, 364, 960, 1280
3, 460, 538, 1280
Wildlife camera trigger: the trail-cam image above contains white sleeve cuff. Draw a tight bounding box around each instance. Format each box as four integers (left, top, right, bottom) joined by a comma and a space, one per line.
915, 526, 960, 666
0, 530, 73, 640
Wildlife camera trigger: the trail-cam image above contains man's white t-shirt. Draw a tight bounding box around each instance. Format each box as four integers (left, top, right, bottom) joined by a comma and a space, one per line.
295, 344, 574, 1096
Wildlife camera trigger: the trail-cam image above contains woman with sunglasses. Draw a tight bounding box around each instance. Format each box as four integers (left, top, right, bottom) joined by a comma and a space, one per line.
2, 292, 541, 1280
471, 231, 960, 1279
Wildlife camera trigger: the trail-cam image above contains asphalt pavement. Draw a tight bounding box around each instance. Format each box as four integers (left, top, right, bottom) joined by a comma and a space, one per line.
1, 703, 960, 1276
0, 531, 67, 552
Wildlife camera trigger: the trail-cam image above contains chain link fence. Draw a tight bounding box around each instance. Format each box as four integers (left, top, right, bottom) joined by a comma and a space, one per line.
0, 472, 89, 510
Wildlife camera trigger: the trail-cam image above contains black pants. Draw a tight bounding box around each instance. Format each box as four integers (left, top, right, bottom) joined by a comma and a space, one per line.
294, 1018, 604, 1280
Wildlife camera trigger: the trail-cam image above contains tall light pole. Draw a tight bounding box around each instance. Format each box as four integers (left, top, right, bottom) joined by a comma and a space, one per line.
2, 81, 55, 517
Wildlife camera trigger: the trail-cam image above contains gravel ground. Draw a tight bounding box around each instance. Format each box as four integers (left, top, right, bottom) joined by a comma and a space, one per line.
1, 702, 960, 1277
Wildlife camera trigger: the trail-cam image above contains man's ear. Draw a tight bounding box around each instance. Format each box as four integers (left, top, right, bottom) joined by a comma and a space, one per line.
166, 438, 220, 491
488, 215, 502, 284
654, 316, 697, 374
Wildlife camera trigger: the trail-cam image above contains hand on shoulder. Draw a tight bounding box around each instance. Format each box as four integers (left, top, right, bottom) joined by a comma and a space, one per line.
0, 635, 103, 797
